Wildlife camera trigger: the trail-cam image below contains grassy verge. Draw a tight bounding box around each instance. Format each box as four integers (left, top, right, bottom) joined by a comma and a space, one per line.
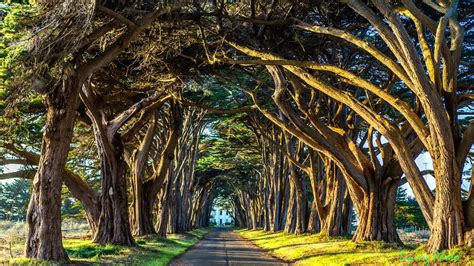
1, 227, 211, 265
235, 229, 473, 265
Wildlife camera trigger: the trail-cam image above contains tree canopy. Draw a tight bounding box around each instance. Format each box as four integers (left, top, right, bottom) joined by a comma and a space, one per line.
0, 0, 472, 261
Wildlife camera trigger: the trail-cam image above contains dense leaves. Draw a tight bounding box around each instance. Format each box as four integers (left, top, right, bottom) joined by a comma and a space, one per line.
395, 187, 429, 229
0, 179, 30, 221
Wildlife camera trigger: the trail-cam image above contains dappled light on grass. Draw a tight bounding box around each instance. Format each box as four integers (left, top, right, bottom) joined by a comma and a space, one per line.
236, 229, 473, 265
1, 228, 211, 265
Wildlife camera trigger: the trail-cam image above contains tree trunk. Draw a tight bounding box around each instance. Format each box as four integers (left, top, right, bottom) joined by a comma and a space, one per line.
320, 162, 346, 236
284, 181, 296, 233
427, 160, 465, 251
290, 167, 306, 234
83, 205, 100, 237
463, 172, 474, 246
352, 179, 400, 243
307, 202, 320, 233
167, 184, 178, 234
250, 199, 259, 230
93, 135, 135, 245
280, 176, 290, 230
234, 198, 246, 228
156, 206, 169, 237
341, 189, 353, 235
262, 178, 271, 231
130, 182, 156, 236
156, 175, 171, 237
25, 76, 80, 260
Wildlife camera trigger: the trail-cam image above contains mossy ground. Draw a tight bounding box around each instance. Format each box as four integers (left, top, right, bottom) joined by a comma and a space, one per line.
0, 227, 211, 265
236, 229, 473, 265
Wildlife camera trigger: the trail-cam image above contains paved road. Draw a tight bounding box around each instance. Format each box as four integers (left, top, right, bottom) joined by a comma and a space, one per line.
170, 228, 287, 265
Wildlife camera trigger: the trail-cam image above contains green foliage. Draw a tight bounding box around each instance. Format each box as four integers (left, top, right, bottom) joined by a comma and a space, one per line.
395, 187, 428, 229
1, 113, 44, 145
0, 178, 30, 221
196, 114, 261, 201
183, 73, 252, 112
0, 3, 42, 147
213, 196, 233, 211
61, 198, 82, 218
198, 116, 260, 173
0, 178, 84, 221
0, 2, 32, 94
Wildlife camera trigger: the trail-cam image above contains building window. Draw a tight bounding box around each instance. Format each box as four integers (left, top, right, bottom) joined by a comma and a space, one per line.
220, 210, 222, 215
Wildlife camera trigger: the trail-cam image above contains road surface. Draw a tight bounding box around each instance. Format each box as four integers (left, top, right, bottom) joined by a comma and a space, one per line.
170, 228, 287, 265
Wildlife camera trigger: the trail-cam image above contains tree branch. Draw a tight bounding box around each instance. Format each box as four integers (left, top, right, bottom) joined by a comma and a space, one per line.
0, 170, 35, 180
176, 97, 256, 114
0, 159, 31, 165
109, 91, 171, 136
96, 5, 136, 28
78, 4, 186, 79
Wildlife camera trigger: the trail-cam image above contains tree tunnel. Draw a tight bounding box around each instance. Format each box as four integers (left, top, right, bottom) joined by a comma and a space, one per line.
0, 1, 472, 262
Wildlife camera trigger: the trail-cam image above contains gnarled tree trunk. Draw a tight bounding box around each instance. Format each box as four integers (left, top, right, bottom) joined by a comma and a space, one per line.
427, 159, 464, 251
93, 134, 135, 245
128, 117, 157, 236
25, 76, 81, 260
352, 177, 400, 243
156, 172, 172, 237
130, 182, 156, 236
320, 160, 347, 236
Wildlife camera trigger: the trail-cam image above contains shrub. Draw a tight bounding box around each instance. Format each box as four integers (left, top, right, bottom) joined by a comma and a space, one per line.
0, 221, 26, 258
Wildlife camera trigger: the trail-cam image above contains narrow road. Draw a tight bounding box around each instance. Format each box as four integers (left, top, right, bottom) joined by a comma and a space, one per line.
170, 228, 287, 265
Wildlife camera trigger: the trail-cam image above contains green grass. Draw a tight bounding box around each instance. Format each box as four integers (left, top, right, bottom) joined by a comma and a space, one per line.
235, 229, 473, 265
1, 227, 211, 265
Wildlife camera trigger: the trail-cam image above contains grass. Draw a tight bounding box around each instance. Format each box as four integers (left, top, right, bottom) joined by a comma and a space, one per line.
0, 227, 211, 265
236, 229, 473, 265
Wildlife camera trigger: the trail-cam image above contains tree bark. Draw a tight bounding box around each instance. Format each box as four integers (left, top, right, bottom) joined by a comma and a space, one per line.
128, 117, 157, 236
427, 159, 464, 251
93, 134, 135, 245
156, 173, 172, 237
25, 75, 81, 260
289, 166, 306, 234
250, 198, 259, 230
352, 178, 400, 243
321, 161, 346, 236
3, 143, 101, 236
284, 180, 296, 233
130, 183, 156, 236
341, 189, 353, 235
307, 202, 320, 234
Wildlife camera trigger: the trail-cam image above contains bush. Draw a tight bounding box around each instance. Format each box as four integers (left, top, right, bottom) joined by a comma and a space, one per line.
0, 221, 26, 242
62, 218, 89, 231
0, 221, 26, 258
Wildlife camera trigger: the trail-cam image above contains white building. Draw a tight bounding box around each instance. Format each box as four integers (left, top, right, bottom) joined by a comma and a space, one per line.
210, 206, 233, 226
